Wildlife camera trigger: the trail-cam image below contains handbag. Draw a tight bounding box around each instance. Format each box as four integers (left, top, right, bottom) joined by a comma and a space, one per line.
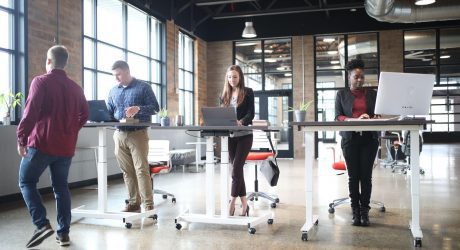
259, 133, 280, 187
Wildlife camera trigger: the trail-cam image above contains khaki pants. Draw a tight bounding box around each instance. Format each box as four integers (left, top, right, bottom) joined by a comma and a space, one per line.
113, 129, 153, 207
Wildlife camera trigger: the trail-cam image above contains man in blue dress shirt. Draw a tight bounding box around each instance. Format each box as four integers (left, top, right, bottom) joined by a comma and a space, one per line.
107, 60, 159, 212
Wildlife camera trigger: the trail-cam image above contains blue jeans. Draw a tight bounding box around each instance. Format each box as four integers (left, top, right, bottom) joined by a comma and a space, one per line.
19, 147, 73, 235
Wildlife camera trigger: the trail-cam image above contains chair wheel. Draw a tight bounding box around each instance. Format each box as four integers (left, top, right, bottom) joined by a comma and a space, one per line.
150, 214, 158, 220
162, 194, 167, 199
414, 238, 422, 247
249, 197, 254, 201
380, 206, 386, 212
125, 223, 132, 229
267, 219, 274, 224
420, 169, 425, 175
271, 203, 277, 208
275, 198, 280, 203
301, 232, 308, 241
176, 223, 182, 230
125, 199, 129, 204
328, 207, 335, 214
172, 197, 176, 203
314, 219, 319, 225
328, 203, 334, 208
248, 228, 256, 234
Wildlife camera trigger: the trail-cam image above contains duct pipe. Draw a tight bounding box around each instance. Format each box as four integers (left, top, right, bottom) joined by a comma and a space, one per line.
365, 0, 460, 23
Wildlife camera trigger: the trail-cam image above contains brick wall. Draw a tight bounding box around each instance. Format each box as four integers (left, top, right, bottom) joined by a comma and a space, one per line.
195, 37, 207, 125
206, 41, 233, 108
380, 30, 404, 73
28, 0, 82, 86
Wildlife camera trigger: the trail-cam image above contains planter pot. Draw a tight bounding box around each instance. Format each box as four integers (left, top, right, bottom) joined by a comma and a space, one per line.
294, 110, 306, 122
160, 117, 170, 126
2, 116, 11, 125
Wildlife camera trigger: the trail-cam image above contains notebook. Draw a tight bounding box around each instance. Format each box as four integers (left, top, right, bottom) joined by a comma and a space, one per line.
88, 100, 117, 122
201, 107, 238, 126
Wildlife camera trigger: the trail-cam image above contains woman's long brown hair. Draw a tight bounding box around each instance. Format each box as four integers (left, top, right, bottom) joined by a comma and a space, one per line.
221, 65, 246, 107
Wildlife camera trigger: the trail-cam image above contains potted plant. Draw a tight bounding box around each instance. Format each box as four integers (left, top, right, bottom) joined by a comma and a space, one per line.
0, 91, 24, 125
159, 107, 170, 126
288, 100, 313, 122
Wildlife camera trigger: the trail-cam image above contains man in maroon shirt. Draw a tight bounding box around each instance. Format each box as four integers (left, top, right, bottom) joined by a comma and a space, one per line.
17, 45, 88, 248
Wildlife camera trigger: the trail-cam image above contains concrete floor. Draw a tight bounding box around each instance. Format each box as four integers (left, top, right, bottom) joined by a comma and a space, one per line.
0, 143, 459, 249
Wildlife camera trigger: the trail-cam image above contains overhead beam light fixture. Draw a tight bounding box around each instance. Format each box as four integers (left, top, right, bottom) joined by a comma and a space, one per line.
415, 0, 436, 5
242, 21, 257, 38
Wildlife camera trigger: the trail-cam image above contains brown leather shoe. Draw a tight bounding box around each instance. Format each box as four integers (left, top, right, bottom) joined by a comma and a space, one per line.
122, 204, 141, 213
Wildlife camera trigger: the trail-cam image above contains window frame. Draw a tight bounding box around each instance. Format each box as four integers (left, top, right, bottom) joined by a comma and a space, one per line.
177, 30, 195, 125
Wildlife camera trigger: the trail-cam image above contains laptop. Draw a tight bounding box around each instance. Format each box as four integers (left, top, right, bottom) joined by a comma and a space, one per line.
374, 72, 435, 116
201, 107, 238, 126
88, 100, 117, 122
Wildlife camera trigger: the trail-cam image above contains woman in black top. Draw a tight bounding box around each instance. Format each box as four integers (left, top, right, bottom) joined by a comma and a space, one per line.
221, 65, 254, 216
335, 59, 379, 226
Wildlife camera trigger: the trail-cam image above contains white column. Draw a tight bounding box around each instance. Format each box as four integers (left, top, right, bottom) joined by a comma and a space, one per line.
220, 136, 229, 217
206, 136, 215, 216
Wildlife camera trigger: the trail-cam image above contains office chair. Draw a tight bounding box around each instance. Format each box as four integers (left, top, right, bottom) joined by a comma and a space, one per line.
125, 140, 176, 205
327, 146, 386, 214
148, 140, 176, 203
245, 129, 279, 208
383, 131, 425, 175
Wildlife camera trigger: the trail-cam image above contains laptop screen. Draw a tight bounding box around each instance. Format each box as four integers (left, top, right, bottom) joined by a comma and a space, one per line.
201, 107, 238, 126
88, 100, 116, 122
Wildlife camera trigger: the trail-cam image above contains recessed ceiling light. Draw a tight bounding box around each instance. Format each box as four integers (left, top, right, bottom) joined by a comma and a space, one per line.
440, 55, 450, 59
350, 8, 357, 12
415, 0, 435, 6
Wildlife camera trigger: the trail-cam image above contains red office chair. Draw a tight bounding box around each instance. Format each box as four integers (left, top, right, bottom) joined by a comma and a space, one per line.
246, 130, 279, 208
327, 146, 385, 214
148, 140, 176, 203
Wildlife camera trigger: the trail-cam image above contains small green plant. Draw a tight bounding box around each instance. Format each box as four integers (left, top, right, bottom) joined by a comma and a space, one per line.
158, 107, 168, 118
288, 100, 313, 112
0, 91, 24, 117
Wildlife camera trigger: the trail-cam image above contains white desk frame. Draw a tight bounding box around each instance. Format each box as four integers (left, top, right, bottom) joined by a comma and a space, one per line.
175, 126, 275, 233
186, 139, 206, 172
72, 123, 157, 227
292, 120, 425, 245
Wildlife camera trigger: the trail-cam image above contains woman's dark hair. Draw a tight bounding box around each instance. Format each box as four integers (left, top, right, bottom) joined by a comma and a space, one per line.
346, 59, 365, 72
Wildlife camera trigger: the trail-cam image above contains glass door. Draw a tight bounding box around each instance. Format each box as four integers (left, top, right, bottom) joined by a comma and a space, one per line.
254, 90, 293, 158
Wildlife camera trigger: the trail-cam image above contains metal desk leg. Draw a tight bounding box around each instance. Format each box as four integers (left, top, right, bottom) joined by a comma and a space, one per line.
301, 131, 318, 241
206, 136, 215, 216
410, 129, 423, 247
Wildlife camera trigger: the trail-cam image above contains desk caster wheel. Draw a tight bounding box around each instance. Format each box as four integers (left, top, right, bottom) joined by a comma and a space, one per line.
125, 199, 129, 204
328, 207, 335, 214
275, 198, 280, 203
267, 219, 274, 225
248, 228, 256, 234
301, 233, 308, 241
414, 238, 422, 247
314, 220, 319, 226
420, 169, 425, 175
176, 223, 182, 230
403, 170, 407, 174
380, 206, 386, 212
172, 198, 176, 203
162, 194, 167, 199
271, 203, 277, 208
125, 223, 132, 229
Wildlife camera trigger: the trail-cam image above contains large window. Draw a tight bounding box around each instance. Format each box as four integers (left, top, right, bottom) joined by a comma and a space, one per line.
315, 33, 379, 142
83, 0, 165, 108
404, 28, 460, 132
178, 32, 194, 125
0, 0, 25, 123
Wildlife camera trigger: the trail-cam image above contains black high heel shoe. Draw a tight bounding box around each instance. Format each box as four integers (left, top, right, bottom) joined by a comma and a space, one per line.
240, 205, 249, 216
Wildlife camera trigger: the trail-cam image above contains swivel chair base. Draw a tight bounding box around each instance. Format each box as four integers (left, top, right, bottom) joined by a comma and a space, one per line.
328, 198, 385, 214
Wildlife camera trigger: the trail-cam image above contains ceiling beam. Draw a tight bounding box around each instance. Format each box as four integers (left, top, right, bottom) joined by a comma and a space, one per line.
213, 3, 364, 19
195, 0, 257, 6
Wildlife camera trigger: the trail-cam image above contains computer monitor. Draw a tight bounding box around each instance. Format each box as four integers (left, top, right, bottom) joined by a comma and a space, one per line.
201, 107, 238, 126
374, 72, 435, 116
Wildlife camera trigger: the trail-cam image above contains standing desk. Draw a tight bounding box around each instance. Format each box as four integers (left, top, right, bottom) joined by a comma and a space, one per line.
73, 123, 275, 232
72, 122, 159, 228
174, 125, 276, 234
291, 119, 426, 247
